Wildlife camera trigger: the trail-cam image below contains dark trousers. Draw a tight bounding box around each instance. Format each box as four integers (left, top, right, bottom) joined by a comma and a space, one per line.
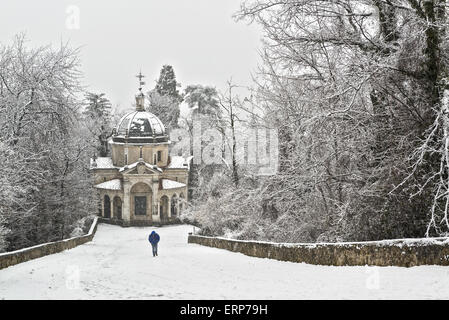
151, 243, 158, 256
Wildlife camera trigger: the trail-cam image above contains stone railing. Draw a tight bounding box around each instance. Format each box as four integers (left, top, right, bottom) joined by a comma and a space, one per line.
188, 234, 449, 267
0, 217, 99, 270
98, 217, 182, 227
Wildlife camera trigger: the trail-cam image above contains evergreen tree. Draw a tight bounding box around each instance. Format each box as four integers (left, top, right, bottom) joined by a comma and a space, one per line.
180, 85, 226, 202
184, 85, 220, 117
82, 92, 113, 157
148, 65, 182, 131
147, 89, 180, 131
155, 65, 182, 102
83, 93, 111, 119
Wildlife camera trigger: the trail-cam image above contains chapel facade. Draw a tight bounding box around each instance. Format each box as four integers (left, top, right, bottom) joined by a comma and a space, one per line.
90, 79, 191, 226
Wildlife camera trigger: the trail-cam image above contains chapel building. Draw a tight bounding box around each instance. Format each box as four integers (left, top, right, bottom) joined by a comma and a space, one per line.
90, 79, 191, 226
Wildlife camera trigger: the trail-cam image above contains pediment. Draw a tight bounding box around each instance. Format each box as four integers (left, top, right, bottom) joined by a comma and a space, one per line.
120, 161, 162, 175
124, 167, 158, 175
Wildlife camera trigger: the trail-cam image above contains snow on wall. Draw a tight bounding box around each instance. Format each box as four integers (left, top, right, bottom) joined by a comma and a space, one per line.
168, 155, 192, 169
0, 217, 99, 270
188, 234, 449, 267
201, 234, 449, 248
162, 179, 186, 190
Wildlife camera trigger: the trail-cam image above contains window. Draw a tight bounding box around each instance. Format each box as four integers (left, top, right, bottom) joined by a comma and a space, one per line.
157, 151, 162, 162
134, 196, 147, 215
104, 195, 111, 218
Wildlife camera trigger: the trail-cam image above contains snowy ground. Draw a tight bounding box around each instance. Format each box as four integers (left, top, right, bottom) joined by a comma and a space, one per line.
1, 224, 449, 299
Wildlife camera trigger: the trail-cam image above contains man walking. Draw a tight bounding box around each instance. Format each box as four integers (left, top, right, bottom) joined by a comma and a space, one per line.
148, 231, 160, 257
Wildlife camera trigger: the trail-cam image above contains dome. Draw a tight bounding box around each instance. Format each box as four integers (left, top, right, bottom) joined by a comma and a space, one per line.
112, 111, 169, 143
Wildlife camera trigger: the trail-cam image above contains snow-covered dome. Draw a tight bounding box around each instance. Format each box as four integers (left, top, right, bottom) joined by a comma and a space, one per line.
112, 111, 168, 143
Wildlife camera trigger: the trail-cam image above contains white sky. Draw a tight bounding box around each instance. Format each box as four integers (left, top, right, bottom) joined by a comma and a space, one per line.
0, 0, 262, 111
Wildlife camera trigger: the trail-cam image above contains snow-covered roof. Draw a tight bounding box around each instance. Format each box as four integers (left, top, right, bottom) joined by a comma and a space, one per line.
90, 157, 116, 170
94, 179, 122, 191
168, 156, 193, 169
162, 179, 186, 190
119, 161, 163, 173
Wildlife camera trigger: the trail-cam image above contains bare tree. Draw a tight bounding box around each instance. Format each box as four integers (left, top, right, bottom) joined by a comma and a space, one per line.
0, 34, 95, 250
218, 80, 243, 186
191, 0, 449, 242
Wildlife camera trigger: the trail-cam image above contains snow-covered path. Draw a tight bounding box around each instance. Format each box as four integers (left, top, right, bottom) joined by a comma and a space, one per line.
1, 224, 448, 299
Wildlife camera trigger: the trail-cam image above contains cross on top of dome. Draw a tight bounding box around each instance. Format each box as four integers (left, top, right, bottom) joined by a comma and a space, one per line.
111, 72, 169, 144
136, 71, 145, 92
135, 70, 145, 111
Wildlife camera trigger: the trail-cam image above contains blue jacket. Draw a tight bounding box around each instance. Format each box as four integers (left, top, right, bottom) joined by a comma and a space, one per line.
148, 231, 160, 245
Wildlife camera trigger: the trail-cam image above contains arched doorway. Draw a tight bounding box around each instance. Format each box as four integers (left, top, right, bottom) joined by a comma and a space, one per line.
104, 195, 111, 218
130, 183, 152, 217
160, 196, 169, 222
113, 196, 122, 220
171, 194, 178, 217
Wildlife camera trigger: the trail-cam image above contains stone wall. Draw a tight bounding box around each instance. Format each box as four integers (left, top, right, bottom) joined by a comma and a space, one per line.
0, 217, 98, 270
188, 234, 449, 267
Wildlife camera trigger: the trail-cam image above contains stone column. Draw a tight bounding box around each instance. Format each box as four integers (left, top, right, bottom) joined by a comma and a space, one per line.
152, 177, 160, 223
168, 197, 172, 219
122, 180, 131, 225
110, 196, 114, 219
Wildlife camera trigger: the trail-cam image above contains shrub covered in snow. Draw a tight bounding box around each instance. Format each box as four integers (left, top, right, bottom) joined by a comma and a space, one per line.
69, 215, 95, 238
